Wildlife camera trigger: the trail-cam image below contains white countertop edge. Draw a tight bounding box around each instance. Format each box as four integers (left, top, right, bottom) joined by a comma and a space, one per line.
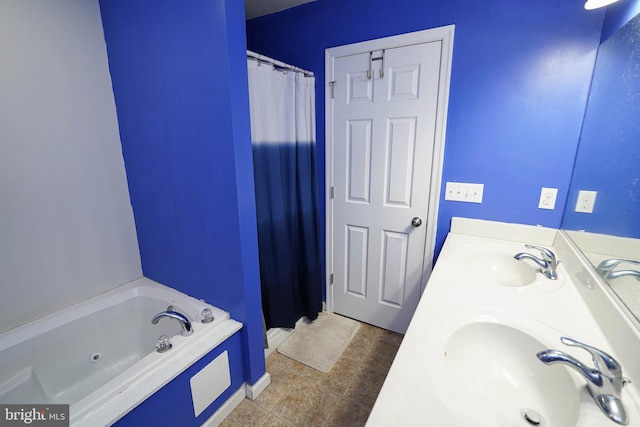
451, 217, 557, 245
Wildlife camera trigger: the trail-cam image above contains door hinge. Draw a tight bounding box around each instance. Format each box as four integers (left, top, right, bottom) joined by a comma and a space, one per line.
328, 81, 337, 99
330, 186, 335, 199
330, 273, 334, 285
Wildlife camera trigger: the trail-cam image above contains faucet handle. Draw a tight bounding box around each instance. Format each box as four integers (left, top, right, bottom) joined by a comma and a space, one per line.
561, 337, 621, 376
525, 244, 558, 266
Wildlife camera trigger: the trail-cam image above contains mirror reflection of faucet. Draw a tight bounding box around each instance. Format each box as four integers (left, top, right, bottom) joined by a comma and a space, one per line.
151, 306, 194, 337
537, 337, 631, 425
514, 244, 559, 280
597, 259, 640, 281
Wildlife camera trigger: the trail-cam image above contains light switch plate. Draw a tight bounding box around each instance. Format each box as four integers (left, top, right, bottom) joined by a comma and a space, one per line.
445, 182, 484, 203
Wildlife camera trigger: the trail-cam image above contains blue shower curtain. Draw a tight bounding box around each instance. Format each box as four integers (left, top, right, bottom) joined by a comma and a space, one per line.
247, 59, 322, 329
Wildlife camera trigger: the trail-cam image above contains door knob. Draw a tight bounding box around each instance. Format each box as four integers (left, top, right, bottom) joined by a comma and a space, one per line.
411, 217, 422, 227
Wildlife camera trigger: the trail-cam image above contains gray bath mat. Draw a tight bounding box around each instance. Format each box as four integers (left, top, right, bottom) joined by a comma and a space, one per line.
277, 312, 360, 372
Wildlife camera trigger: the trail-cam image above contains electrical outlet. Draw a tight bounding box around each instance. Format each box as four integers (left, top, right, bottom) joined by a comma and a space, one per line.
575, 190, 597, 213
445, 182, 484, 203
538, 187, 558, 210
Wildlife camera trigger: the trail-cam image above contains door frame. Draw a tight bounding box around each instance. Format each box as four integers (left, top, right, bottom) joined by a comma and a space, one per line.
325, 25, 455, 315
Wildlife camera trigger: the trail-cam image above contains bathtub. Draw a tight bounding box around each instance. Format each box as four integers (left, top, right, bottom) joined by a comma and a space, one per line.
0, 277, 242, 426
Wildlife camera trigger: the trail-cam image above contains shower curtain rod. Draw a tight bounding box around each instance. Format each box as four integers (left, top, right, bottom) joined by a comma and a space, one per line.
247, 50, 314, 77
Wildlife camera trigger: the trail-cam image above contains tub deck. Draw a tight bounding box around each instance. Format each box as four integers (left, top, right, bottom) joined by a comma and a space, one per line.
0, 278, 242, 426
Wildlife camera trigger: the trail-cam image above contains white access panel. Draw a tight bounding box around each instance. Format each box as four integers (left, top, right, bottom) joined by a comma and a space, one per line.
190, 351, 231, 417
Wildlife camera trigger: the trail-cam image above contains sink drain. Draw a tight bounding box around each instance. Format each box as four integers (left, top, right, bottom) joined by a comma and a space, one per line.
521, 409, 544, 426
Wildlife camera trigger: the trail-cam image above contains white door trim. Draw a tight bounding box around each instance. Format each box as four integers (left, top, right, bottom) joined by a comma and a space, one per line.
325, 25, 455, 315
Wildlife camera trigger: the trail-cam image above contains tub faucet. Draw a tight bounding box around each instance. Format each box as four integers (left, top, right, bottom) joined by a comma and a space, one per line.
537, 337, 631, 425
596, 259, 640, 281
514, 244, 559, 280
151, 308, 193, 337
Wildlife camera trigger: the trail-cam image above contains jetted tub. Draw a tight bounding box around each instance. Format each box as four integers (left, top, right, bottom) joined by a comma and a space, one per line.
0, 277, 242, 426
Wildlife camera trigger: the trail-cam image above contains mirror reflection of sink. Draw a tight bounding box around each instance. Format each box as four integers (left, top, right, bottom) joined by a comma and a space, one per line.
443, 322, 579, 426
463, 252, 537, 286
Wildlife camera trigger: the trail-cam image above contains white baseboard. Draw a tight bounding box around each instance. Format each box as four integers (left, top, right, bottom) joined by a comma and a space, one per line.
200, 385, 246, 427
264, 311, 327, 358
264, 327, 292, 357
199, 372, 272, 426
245, 372, 271, 400
203, 308, 328, 425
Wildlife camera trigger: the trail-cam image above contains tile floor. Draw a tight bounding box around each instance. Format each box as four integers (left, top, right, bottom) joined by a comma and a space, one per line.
220, 320, 403, 427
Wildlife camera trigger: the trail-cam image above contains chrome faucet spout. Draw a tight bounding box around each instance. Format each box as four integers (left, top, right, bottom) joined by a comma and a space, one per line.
151, 310, 193, 337
597, 259, 640, 281
537, 337, 630, 425
514, 244, 559, 280
605, 270, 640, 281
537, 349, 603, 386
514, 252, 547, 268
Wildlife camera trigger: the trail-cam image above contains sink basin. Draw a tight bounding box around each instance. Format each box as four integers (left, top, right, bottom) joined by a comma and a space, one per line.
368, 226, 640, 427
442, 322, 579, 426
463, 252, 537, 286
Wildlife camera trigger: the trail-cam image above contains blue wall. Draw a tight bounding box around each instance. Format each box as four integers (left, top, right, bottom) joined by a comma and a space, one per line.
246, 0, 605, 257
92, 0, 626, 422
562, 10, 640, 238
600, 0, 640, 41
100, 0, 265, 423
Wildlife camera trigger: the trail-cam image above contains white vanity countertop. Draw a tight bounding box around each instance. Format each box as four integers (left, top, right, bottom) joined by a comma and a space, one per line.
366, 218, 640, 427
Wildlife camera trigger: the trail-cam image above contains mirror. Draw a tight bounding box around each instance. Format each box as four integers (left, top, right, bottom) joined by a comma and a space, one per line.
561, 12, 640, 321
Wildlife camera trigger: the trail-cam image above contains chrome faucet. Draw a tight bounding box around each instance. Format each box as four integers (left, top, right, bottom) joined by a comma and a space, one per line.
151, 307, 193, 337
537, 337, 631, 425
514, 244, 559, 280
597, 259, 640, 281
606, 270, 640, 281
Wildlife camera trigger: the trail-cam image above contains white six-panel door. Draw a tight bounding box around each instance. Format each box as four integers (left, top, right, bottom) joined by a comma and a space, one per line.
326, 27, 454, 333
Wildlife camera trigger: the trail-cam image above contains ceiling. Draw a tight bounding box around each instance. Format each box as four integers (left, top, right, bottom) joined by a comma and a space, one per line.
244, 0, 316, 20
